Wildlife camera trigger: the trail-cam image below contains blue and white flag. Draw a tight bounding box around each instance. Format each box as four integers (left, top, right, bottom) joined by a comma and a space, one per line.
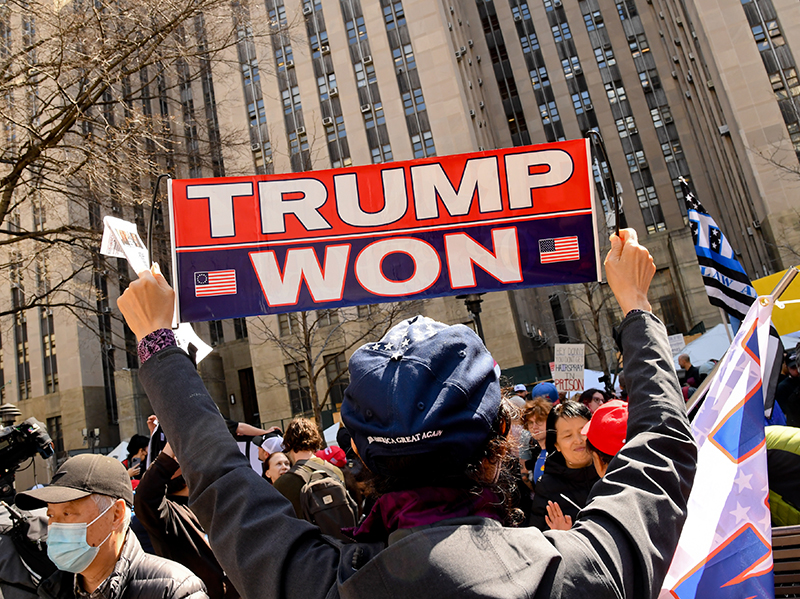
660, 297, 775, 599
682, 179, 783, 418
682, 179, 758, 323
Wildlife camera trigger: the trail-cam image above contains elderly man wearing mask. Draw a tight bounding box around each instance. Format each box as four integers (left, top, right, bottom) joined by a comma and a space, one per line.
15, 454, 207, 599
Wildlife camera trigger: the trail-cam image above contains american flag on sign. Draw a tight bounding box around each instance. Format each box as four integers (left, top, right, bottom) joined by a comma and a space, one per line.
538, 236, 580, 264
194, 270, 237, 297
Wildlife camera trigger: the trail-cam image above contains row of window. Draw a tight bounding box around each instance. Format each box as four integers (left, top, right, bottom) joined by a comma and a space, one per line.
743, 0, 800, 161
481, 0, 530, 146
580, 0, 666, 234
306, 2, 352, 168
235, 5, 273, 175
285, 352, 349, 416
381, 0, 436, 159
342, 0, 393, 163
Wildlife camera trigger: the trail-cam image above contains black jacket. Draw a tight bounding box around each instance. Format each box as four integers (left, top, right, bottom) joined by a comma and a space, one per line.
139, 310, 697, 599
134, 453, 235, 599
37, 530, 207, 599
529, 455, 600, 530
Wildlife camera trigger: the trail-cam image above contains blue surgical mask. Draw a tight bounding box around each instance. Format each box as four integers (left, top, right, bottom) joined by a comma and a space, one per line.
47, 502, 114, 573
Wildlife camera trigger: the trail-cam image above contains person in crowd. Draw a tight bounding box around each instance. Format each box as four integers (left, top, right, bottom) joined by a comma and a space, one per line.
257, 436, 284, 464
272, 418, 344, 518
776, 349, 800, 427
617, 372, 628, 401
678, 354, 701, 388
681, 386, 697, 402
546, 399, 629, 530
316, 446, 347, 469
529, 401, 600, 530
766, 425, 800, 526
578, 388, 607, 413
134, 443, 236, 599
123, 434, 149, 480
255, 435, 284, 480
530, 381, 559, 404
117, 229, 697, 599
520, 397, 552, 488
508, 384, 528, 410
334, 426, 374, 520
583, 400, 629, 479
263, 452, 291, 485
15, 454, 207, 599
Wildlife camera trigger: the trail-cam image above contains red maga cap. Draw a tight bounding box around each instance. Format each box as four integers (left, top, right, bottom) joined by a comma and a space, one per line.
316, 446, 347, 468
581, 399, 628, 456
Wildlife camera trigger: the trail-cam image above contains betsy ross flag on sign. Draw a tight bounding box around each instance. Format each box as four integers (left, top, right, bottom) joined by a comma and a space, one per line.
195, 270, 237, 297
539, 236, 580, 264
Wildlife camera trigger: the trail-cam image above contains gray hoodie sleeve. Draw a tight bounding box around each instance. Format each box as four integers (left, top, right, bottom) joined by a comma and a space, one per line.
139, 347, 340, 599
544, 311, 698, 598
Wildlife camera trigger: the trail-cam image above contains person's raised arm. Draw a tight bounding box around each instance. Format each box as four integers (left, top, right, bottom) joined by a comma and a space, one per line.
117, 267, 340, 599
544, 228, 697, 599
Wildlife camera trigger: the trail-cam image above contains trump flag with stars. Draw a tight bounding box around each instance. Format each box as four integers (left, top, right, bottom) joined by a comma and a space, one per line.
660, 296, 775, 599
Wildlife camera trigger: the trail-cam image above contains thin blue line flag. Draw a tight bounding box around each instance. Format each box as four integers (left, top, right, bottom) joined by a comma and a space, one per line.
682, 179, 757, 324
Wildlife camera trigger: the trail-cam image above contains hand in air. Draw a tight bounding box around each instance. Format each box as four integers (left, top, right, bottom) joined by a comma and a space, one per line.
545, 500, 573, 531
117, 263, 176, 341
604, 228, 656, 315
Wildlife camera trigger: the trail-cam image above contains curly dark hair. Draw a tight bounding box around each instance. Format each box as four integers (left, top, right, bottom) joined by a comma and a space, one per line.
354, 399, 523, 525
282, 418, 322, 453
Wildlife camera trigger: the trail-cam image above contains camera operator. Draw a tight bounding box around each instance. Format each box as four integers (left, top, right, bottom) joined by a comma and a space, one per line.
0, 418, 57, 599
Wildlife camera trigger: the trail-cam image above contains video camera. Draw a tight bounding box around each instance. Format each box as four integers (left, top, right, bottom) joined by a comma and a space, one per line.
0, 419, 54, 502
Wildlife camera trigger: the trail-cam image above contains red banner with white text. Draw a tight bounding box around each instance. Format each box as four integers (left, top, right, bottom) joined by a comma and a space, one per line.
168, 139, 601, 322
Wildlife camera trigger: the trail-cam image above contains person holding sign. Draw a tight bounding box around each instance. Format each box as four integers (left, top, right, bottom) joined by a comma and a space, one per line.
117, 228, 696, 599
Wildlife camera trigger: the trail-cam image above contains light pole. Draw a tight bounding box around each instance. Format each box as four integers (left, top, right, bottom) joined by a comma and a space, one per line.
457, 294, 485, 343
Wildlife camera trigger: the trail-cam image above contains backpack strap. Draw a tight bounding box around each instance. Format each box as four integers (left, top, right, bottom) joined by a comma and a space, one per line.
291, 460, 323, 486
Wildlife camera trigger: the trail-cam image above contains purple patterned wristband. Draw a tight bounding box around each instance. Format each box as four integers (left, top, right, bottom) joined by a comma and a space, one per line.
138, 328, 177, 365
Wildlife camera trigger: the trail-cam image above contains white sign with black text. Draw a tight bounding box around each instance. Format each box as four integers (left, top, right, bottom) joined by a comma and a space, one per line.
553, 344, 585, 393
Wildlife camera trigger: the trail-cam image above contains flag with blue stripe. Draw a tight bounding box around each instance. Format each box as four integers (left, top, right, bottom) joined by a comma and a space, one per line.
682, 179, 757, 322
660, 298, 775, 599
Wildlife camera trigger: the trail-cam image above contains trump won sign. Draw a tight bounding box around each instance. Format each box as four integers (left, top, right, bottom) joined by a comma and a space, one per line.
168, 139, 601, 322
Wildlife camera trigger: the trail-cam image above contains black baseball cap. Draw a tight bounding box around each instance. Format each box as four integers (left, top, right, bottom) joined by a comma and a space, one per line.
15, 453, 134, 510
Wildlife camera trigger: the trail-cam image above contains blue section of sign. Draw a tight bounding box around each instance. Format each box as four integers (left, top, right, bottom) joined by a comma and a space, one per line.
673, 526, 773, 599
176, 214, 598, 322
711, 384, 765, 462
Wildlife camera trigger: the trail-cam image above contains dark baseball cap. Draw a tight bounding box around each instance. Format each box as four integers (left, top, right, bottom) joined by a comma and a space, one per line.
15, 453, 134, 510
341, 315, 501, 475
787, 351, 797, 368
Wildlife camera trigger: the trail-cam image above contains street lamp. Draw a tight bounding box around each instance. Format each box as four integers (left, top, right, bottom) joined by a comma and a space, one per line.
0, 402, 21, 427
457, 293, 485, 343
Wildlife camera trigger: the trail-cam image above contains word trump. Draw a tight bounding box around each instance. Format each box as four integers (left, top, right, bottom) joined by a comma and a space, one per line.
169, 140, 600, 322
183, 149, 574, 239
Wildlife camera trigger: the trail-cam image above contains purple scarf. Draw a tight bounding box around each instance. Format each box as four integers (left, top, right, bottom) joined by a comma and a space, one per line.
345, 486, 503, 543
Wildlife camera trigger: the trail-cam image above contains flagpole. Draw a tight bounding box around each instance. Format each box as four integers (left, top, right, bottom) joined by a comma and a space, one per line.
719, 307, 733, 343
686, 265, 800, 419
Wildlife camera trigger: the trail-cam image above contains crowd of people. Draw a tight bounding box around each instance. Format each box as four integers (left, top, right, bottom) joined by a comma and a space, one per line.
1, 229, 751, 598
